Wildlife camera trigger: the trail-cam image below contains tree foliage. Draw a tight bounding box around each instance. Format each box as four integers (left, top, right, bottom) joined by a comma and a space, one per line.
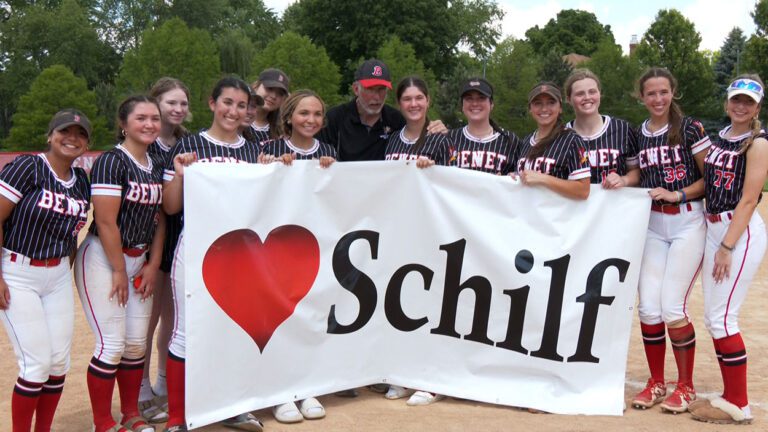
117, 18, 221, 132
583, 41, 646, 125
250, 32, 342, 106
218, 29, 257, 80
374, 37, 437, 108
91, 0, 166, 54
634, 9, 717, 118
5, 65, 109, 150
283, 0, 503, 81
714, 28, 746, 97
485, 38, 539, 135
525, 9, 615, 57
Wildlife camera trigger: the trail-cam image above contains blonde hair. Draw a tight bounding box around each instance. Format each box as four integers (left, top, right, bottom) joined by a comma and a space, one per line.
564, 68, 602, 101
278, 90, 325, 138
149, 77, 190, 139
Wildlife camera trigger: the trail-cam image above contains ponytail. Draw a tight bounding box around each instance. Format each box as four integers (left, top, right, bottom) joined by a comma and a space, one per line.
741, 116, 762, 154
411, 116, 430, 155
667, 101, 684, 147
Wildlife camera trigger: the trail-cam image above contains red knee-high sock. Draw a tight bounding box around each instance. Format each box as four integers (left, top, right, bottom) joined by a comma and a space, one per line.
87, 357, 119, 431
34, 375, 65, 432
713, 338, 728, 397
166, 352, 186, 427
640, 322, 666, 382
11, 378, 42, 432
116, 357, 145, 419
717, 333, 748, 408
668, 323, 696, 387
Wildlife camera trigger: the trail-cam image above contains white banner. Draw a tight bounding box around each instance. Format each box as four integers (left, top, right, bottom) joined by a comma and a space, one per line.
183, 162, 650, 429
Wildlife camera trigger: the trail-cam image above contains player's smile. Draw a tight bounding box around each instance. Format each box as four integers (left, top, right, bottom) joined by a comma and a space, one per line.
530, 94, 561, 129
256, 85, 287, 112
641, 77, 673, 121
727, 94, 759, 126
462, 92, 492, 122
50, 125, 89, 160
399, 87, 428, 123
291, 96, 324, 141
569, 78, 601, 116
209, 87, 250, 136
124, 102, 161, 146
159, 89, 189, 127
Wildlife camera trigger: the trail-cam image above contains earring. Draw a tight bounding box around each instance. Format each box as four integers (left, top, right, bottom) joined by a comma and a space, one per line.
121, 129, 126, 137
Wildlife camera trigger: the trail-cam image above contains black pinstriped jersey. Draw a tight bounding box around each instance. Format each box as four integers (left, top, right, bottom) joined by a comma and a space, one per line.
164, 131, 260, 233
448, 126, 520, 175
637, 117, 710, 197
704, 128, 766, 214
148, 138, 183, 272
566, 116, 639, 184
0, 154, 89, 259
261, 138, 337, 160
384, 128, 452, 166
249, 123, 270, 147
89, 145, 164, 248
514, 129, 591, 180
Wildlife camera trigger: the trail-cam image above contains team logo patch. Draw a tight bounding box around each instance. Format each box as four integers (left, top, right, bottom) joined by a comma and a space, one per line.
72, 220, 86, 237
693, 120, 705, 135
74, 114, 80, 122
372, 66, 383, 77
202, 226, 320, 353
470, 81, 480, 87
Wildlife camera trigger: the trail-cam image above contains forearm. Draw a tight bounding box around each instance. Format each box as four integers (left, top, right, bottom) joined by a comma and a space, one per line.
147, 212, 166, 269
679, 178, 704, 201
163, 176, 184, 215
622, 168, 640, 187
545, 177, 590, 200
721, 197, 760, 248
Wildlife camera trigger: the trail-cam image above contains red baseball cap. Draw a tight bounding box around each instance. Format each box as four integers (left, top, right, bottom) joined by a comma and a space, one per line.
354, 59, 392, 89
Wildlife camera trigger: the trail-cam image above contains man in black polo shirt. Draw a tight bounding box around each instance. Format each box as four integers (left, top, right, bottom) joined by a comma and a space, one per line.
319, 59, 444, 161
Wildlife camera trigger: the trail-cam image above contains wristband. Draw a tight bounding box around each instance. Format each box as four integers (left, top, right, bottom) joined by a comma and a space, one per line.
681, 190, 687, 203
720, 241, 735, 252
675, 191, 681, 203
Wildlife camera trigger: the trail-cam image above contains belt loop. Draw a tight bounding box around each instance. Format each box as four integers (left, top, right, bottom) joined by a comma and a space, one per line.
10, 252, 17, 263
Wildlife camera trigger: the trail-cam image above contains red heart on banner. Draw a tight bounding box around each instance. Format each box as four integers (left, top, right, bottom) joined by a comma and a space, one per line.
202, 226, 320, 352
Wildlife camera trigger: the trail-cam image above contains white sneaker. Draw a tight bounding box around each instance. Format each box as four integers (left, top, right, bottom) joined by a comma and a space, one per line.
385, 385, 414, 400
273, 402, 303, 423
406, 391, 445, 406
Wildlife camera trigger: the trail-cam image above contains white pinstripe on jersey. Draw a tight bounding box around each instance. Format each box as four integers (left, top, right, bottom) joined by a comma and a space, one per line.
261, 138, 337, 160
384, 128, 451, 166
89, 145, 164, 248
0, 154, 90, 259
514, 129, 591, 180
249, 123, 270, 147
448, 126, 520, 174
566, 116, 638, 184
704, 127, 765, 214
148, 138, 184, 272
637, 116, 710, 195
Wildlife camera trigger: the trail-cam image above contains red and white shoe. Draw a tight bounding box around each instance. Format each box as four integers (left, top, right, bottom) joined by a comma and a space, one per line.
632, 378, 667, 409
660, 382, 696, 413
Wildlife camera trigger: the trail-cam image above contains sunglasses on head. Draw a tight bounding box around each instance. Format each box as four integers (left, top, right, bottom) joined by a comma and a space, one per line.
728, 79, 764, 96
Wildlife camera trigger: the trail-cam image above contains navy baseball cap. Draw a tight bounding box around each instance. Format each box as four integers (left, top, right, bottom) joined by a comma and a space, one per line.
48, 109, 92, 139
355, 59, 392, 89
461, 78, 493, 99
258, 68, 290, 93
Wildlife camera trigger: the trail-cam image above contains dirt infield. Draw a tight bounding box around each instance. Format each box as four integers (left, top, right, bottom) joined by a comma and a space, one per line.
2, 202, 767, 431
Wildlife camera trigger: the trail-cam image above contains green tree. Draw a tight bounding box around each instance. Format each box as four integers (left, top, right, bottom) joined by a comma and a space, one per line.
283, 0, 503, 81
250, 32, 342, 105
91, 0, 167, 54
4, 65, 109, 150
431, 53, 483, 128
117, 18, 221, 132
743, 0, 768, 90
538, 50, 573, 87
714, 28, 746, 97
485, 38, 540, 135
217, 29, 257, 79
634, 9, 717, 119
374, 36, 437, 108
525, 9, 615, 57
583, 40, 646, 125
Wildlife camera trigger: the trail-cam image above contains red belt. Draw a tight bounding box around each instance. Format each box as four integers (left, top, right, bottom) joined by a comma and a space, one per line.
706, 212, 733, 223
651, 202, 693, 215
122, 247, 146, 257
9, 253, 62, 267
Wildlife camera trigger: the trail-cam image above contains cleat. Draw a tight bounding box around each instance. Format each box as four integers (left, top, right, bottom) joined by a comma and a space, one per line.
632, 378, 666, 409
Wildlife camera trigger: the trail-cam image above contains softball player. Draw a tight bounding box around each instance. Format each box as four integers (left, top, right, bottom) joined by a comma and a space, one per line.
260, 89, 333, 423
75, 96, 165, 432
162, 77, 263, 432
688, 75, 768, 425
632, 68, 710, 413
383, 76, 451, 168
564, 69, 640, 188
0, 109, 91, 432
512, 81, 591, 199
449, 77, 520, 175
138, 78, 191, 424
249, 68, 290, 145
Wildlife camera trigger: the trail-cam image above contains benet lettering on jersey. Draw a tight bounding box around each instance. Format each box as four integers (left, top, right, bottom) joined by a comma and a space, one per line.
125, 182, 163, 205
519, 156, 557, 174
37, 189, 88, 218
457, 150, 507, 171
704, 145, 739, 170
637, 145, 683, 169
587, 148, 620, 168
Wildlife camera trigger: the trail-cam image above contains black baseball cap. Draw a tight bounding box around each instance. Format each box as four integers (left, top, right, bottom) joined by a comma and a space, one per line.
258, 68, 290, 93
355, 59, 392, 89
460, 78, 493, 99
48, 109, 92, 139
528, 82, 562, 105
